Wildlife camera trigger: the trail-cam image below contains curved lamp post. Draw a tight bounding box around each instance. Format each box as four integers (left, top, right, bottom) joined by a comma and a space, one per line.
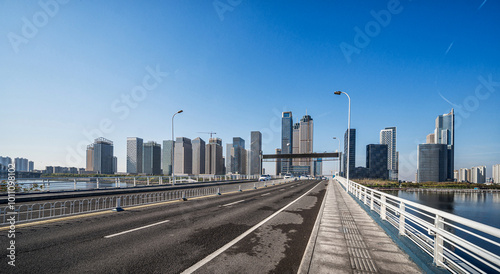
171, 110, 183, 183
334, 91, 351, 192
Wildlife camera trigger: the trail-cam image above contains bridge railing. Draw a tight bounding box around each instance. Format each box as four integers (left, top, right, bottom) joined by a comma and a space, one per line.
336, 176, 500, 274
0, 178, 293, 225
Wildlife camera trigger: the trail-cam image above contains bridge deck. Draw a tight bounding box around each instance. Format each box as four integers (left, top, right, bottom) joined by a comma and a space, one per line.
300, 180, 422, 273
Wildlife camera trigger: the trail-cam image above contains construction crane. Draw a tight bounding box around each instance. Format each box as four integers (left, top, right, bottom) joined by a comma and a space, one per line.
197, 132, 217, 138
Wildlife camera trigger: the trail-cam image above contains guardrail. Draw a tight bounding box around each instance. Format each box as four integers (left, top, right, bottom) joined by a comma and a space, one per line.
1, 178, 293, 225
336, 176, 500, 273
1, 174, 270, 193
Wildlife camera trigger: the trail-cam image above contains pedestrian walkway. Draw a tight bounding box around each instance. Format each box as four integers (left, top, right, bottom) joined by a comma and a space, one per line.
299, 180, 422, 273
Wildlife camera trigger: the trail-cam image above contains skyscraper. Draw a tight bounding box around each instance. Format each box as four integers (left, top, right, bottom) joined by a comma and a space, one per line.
281, 112, 293, 174
0, 157, 12, 170
232, 137, 246, 174
174, 137, 192, 175
28, 161, 34, 172
205, 138, 224, 175
162, 140, 174, 175
470, 166, 486, 184
417, 144, 448, 182
493, 164, 500, 184
250, 131, 262, 175
426, 133, 435, 144
127, 137, 143, 174
192, 137, 206, 175
343, 129, 356, 177
459, 168, 468, 182
14, 158, 28, 172
366, 144, 389, 180
380, 127, 398, 181
92, 137, 114, 174
299, 115, 313, 172
143, 141, 161, 175
226, 143, 233, 174
113, 157, 117, 174
434, 109, 454, 181
86, 144, 94, 171
292, 122, 300, 166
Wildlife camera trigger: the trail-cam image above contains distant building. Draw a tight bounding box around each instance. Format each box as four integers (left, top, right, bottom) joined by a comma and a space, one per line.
127, 137, 143, 174
205, 138, 224, 175
192, 137, 206, 175
174, 137, 192, 175
86, 144, 94, 171
226, 143, 232, 174
453, 170, 459, 181
314, 158, 323, 176
281, 112, 293, 174
250, 131, 262, 175
162, 140, 174, 175
299, 115, 314, 172
380, 127, 398, 181
459, 168, 468, 182
45, 166, 54, 174
493, 164, 500, 184
92, 137, 114, 174
28, 161, 34, 172
366, 144, 389, 180
417, 144, 448, 182
343, 129, 356, 177
14, 158, 28, 172
232, 137, 246, 174
426, 133, 435, 144
143, 141, 161, 175
0, 156, 12, 168
434, 109, 454, 181
292, 122, 300, 167
276, 148, 282, 176
470, 166, 486, 184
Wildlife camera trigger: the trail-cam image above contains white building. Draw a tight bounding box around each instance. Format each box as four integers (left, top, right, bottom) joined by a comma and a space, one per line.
470, 166, 486, 184
493, 164, 500, 184
380, 127, 398, 181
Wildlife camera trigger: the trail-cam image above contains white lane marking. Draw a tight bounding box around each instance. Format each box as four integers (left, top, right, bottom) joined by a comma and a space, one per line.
181, 181, 322, 274
222, 200, 245, 207
104, 220, 170, 238
280, 189, 285, 191
261, 193, 271, 196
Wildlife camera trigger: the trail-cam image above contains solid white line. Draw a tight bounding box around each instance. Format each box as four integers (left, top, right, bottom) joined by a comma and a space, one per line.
104, 220, 170, 238
181, 181, 322, 274
222, 200, 245, 207
261, 193, 270, 196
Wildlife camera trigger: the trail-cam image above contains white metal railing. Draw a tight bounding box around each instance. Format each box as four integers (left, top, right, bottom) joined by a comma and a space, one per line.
0, 178, 293, 225
0, 174, 272, 193
336, 176, 500, 274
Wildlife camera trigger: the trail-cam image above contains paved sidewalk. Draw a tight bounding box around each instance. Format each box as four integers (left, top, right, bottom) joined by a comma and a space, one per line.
299, 180, 422, 273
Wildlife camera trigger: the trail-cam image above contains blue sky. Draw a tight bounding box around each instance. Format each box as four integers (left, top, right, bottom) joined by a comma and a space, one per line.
1, 0, 499, 180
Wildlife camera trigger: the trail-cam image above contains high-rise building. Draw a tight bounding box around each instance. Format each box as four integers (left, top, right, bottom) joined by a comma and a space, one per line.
28, 161, 34, 172
14, 158, 28, 172
292, 122, 300, 166
0, 157, 12, 170
86, 144, 94, 171
92, 137, 114, 174
226, 143, 233, 174
417, 144, 448, 182
205, 138, 224, 175
380, 127, 398, 181
162, 140, 174, 175
493, 164, 500, 184
143, 141, 161, 175
459, 168, 468, 182
276, 148, 282, 176
281, 112, 293, 174
174, 137, 192, 175
127, 137, 143, 174
366, 144, 389, 180
314, 158, 323, 176
453, 170, 459, 181
192, 137, 206, 175
299, 115, 313, 172
232, 137, 246, 174
470, 166, 486, 184
426, 133, 435, 144
343, 129, 356, 177
434, 109, 454, 181
113, 157, 117, 174
250, 131, 262, 175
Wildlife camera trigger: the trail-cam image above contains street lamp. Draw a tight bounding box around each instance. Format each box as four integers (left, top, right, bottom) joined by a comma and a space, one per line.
286, 143, 291, 174
333, 137, 341, 176
334, 91, 351, 192
171, 110, 183, 183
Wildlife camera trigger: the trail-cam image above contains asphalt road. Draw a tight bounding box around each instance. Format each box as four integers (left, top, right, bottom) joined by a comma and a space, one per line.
1, 179, 327, 273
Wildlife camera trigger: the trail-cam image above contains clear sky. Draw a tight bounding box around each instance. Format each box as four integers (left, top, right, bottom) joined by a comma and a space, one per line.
1, 0, 499, 181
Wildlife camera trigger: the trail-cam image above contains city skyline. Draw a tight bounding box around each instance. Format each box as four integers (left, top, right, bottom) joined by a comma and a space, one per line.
1, 1, 499, 180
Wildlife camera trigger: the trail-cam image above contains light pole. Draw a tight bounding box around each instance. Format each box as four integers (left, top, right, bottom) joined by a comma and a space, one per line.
171, 110, 183, 184
286, 143, 291, 174
334, 91, 351, 192
333, 137, 341, 176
